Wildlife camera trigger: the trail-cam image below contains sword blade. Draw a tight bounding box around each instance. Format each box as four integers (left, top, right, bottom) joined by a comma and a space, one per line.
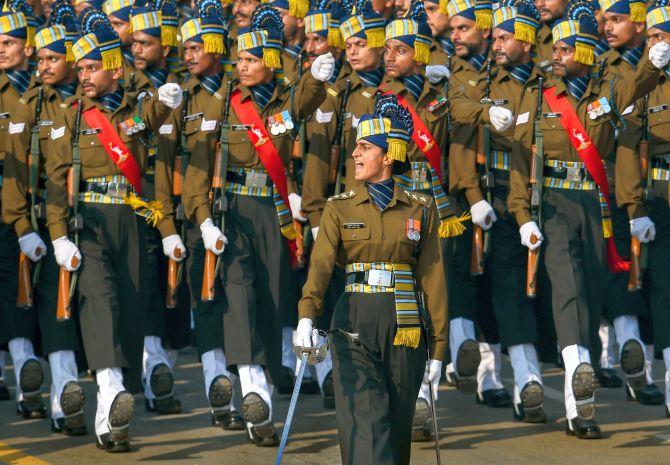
428, 380, 442, 465
275, 353, 309, 465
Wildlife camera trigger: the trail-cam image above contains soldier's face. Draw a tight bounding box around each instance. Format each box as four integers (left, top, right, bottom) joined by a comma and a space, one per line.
492, 29, 531, 67
76, 59, 123, 98
233, 0, 260, 29
603, 13, 645, 49
40, 0, 53, 20
108, 15, 132, 47
384, 39, 422, 77
0, 35, 32, 71
276, 7, 303, 42
449, 15, 489, 58
237, 50, 275, 86
305, 33, 331, 64
37, 48, 75, 86
184, 41, 222, 76
535, 0, 566, 23
424, 2, 450, 37
552, 40, 590, 78
132, 31, 168, 70
345, 37, 383, 72
352, 139, 393, 183
647, 27, 670, 48
394, 0, 410, 18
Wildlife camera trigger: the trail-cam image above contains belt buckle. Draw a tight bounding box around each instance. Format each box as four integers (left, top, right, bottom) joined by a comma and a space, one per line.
566, 166, 583, 182
245, 171, 268, 188
411, 167, 428, 183
366, 269, 394, 287
107, 182, 126, 198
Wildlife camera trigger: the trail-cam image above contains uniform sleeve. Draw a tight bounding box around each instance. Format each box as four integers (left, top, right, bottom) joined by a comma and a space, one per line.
448, 74, 491, 125
298, 200, 341, 321
415, 201, 448, 361
292, 73, 327, 122
2, 106, 33, 237
508, 99, 534, 227
615, 110, 646, 219
143, 93, 175, 134
448, 123, 484, 205
45, 111, 74, 240
612, 56, 660, 112
154, 109, 179, 237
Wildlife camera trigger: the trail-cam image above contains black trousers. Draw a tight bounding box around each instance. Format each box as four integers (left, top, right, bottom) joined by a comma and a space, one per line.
331, 292, 426, 465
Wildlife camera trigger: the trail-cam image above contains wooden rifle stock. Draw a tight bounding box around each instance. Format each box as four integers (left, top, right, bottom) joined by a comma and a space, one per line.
201, 240, 222, 302
627, 237, 642, 292
526, 235, 540, 298
17, 253, 33, 308
166, 249, 181, 309
328, 144, 341, 185
56, 257, 78, 321
470, 225, 485, 275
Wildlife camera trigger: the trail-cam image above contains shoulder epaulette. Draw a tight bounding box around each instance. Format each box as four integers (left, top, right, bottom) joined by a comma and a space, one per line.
404, 190, 432, 206
327, 88, 338, 97
327, 189, 357, 201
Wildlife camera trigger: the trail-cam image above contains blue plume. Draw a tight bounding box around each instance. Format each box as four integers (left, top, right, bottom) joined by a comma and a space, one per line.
252, 3, 284, 40
375, 94, 414, 136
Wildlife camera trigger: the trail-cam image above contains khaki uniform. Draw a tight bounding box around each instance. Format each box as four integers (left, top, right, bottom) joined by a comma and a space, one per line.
535, 24, 554, 74
430, 38, 449, 66
298, 185, 447, 465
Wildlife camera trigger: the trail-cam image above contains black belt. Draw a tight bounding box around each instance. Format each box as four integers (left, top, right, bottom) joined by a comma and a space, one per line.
226, 170, 273, 187
543, 165, 594, 182
82, 181, 134, 198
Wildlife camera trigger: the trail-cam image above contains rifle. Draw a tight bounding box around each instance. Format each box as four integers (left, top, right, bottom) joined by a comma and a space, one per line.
330, 79, 351, 194
471, 59, 494, 275
18, 87, 45, 309
56, 100, 83, 321
202, 80, 233, 302
442, 55, 453, 180
526, 77, 544, 298
166, 89, 191, 309
289, 50, 307, 267
628, 93, 650, 292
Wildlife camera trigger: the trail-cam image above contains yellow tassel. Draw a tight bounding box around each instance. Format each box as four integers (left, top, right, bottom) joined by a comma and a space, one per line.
203, 33, 225, 54
289, 0, 310, 19
514, 22, 536, 45
386, 139, 407, 162
263, 48, 282, 69
439, 0, 449, 15
162, 26, 178, 47
629, 3, 646, 23
366, 28, 386, 48
475, 10, 492, 30
438, 211, 472, 238
101, 48, 123, 70
393, 327, 421, 348
602, 218, 613, 239
574, 43, 594, 65
65, 42, 75, 62
328, 27, 344, 49
414, 42, 430, 65
124, 193, 165, 227
281, 222, 298, 240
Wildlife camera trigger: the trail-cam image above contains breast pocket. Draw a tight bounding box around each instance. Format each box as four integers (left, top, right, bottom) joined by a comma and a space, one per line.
340, 224, 370, 241
79, 133, 108, 168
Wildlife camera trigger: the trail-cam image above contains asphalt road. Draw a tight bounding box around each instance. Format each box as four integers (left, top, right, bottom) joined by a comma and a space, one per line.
0, 347, 669, 465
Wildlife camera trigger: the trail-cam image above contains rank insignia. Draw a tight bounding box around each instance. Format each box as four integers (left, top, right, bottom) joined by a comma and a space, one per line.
268, 110, 294, 135
587, 97, 611, 120
119, 116, 146, 135
406, 218, 421, 241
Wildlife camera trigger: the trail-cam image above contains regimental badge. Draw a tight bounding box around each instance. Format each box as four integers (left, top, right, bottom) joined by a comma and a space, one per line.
426, 97, 448, 113
119, 116, 146, 135
587, 97, 611, 120
267, 110, 294, 135
406, 218, 421, 241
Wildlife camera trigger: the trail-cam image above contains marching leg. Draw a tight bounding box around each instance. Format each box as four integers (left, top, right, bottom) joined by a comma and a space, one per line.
597, 321, 622, 388
563, 345, 600, 439
449, 317, 479, 393
95, 367, 134, 453
509, 343, 545, 423
476, 342, 511, 407
9, 337, 45, 418
202, 348, 243, 430
143, 335, 181, 415
239, 363, 277, 446
49, 350, 85, 435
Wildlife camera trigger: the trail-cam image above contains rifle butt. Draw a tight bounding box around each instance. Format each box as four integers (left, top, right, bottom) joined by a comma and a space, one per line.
526, 237, 540, 298
17, 253, 33, 309
627, 237, 643, 292
212, 143, 223, 190
470, 225, 485, 275
639, 140, 649, 177
328, 145, 340, 185
56, 266, 72, 321
166, 255, 180, 309
290, 220, 306, 269
67, 167, 75, 207
201, 244, 220, 302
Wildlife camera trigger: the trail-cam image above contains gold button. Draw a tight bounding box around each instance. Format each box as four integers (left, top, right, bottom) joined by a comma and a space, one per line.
352, 233, 356, 238
91, 141, 95, 145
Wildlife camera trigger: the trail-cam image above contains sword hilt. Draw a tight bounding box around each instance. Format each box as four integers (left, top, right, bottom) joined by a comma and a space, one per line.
292, 329, 329, 365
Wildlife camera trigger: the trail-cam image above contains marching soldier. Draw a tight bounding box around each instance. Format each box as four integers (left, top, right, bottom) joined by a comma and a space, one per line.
103, 0, 134, 66
271, 0, 307, 82
508, 0, 670, 438
615, 0, 670, 418
423, 0, 452, 64
297, 94, 448, 465
534, 0, 566, 72
230, 0, 262, 62
182, 3, 334, 445
303, 0, 350, 86
2, 0, 87, 434
0, 0, 47, 420
44, 8, 182, 451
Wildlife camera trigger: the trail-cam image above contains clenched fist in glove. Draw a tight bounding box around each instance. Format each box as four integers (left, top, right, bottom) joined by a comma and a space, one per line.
649, 41, 670, 69
158, 83, 183, 109
470, 200, 497, 230
162, 234, 187, 261
52, 236, 81, 271
630, 216, 656, 243
311, 52, 336, 82
519, 221, 543, 251
425, 65, 451, 84
489, 106, 514, 132
295, 318, 319, 348
288, 192, 308, 222
200, 218, 227, 255
18, 232, 46, 262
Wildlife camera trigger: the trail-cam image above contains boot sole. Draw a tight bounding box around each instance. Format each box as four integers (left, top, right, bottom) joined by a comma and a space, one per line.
455, 340, 480, 394
109, 392, 135, 443
20, 359, 43, 411
572, 363, 597, 420
620, 340, 646, 391
243, 392, 270, 425
61, 382, 85, 429
150, 364, 174, 399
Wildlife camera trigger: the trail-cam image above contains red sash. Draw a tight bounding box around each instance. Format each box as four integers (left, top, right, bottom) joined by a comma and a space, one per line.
81, 105, 143, 195
382, 90, 444, 183
543, 86, 629, 272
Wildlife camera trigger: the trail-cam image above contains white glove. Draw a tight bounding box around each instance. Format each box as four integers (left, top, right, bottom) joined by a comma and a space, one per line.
519, 221, 543, 251
52, 236, 81, 271
288, 192, 308, 222
18, 232, 46, 262
295, 317, 318, 348
470, 200, 497, 230
649, 41, 670, 69
630, 216, 656, 243
310, 52, 336, 82
425, 65, 451, 84
162, 234, 187, 261
158, 83, 183, 109
311, 226, 319, 242
423, 359, 443, 384
200, 218, 228, 255
489, 106, 514, 132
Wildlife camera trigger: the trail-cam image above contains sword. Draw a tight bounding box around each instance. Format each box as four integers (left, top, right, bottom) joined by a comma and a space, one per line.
427, 372, 442, 465
275, 330, 329, 465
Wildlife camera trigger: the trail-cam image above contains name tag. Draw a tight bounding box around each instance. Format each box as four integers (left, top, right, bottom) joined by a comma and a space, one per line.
8, 122, 25, 134
0, 112, 9, 119
361, 91, 373, 99
343, 222, 365, 229
184, 112, 203, 122
543, 112, 562, 118
232, 124, 252, 131
159, 124, 173, 135
82, 128, 101, 135
649, 104, 668, 114
201, 119, 217, 132
491, 99, 509, 106
39, 120, 53, 127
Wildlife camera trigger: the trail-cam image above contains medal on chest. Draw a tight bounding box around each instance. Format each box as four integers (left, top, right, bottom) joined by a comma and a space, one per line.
267, 110, 294, 135
406, 218, 422, 241
587, 97, 611, 120
119, 116, 146, 135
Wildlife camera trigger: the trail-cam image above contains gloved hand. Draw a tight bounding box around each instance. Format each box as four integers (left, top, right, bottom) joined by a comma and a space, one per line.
425, 65, 451, 84
18, 232, 46, 262
630, 216, 656, 243
311, 226, 319, 242
470, 200, 497, 230
200, 218, 227, 255
162, 234, 187, 261
158, 83, 183, 109
295, 318, 318, 348
310, 52, 336, 82
649, 41, 670, 69
52, 236, 81, 271
489, 106, 514, 132
288, 192, 308, 222
519, 221, 543, 250
423, 359, 443, 384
